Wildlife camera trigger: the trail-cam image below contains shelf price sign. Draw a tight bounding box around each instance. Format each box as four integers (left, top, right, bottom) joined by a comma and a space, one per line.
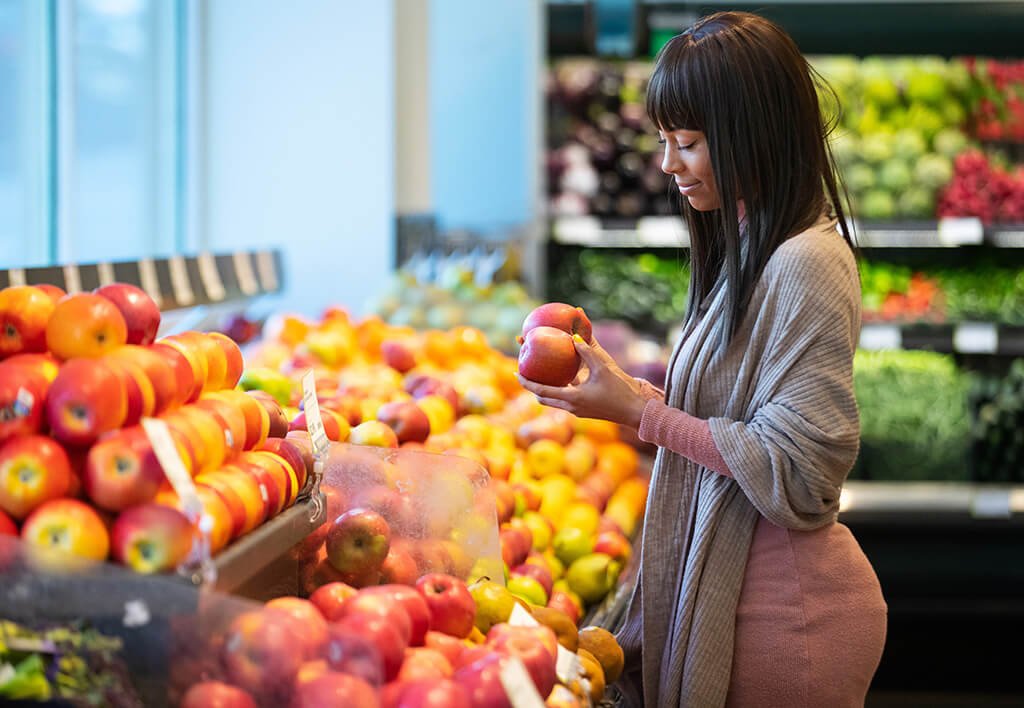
301, 370, 331, 521
499, 656, 546, 708
141, 417, 216, 585
508, 604, 583, 684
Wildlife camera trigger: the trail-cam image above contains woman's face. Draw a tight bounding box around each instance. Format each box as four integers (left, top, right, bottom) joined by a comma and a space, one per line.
658, 129, 721, 211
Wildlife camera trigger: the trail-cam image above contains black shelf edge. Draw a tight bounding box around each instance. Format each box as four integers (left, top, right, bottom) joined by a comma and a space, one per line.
0, 249, 285, 312
859, 323, 1024, 355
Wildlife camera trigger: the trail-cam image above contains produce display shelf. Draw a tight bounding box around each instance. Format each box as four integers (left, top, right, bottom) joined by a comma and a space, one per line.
199, 493, 325, 597
858, 322, 1024, 355
0, 249, 284, 312
839, 481, 1024, 526
551, 216, 1023, 250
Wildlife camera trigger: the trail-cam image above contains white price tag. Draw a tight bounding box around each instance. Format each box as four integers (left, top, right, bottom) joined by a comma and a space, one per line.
971, 489, 1012, 519
859, 324, 901, 351
138, 258, 163, 307
509, 603, 540, 628
168, 255, 195, 306
256, 251, 279, 292
13, 388, 34, 418
301, 370, 330, 459
96, 262, 116, 287
232, 252, 259, 295
938, 217, 984, 246
141, 417, 202, 521
556, 645, 583, 684
498, 656, 546, 708
197, 252, 226, 302
954, 322, 998, 354
62, 264, 81, 294
7, 268, 26, 287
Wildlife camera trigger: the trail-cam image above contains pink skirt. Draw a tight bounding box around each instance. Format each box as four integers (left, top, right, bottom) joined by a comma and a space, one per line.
725, 516, 887, 707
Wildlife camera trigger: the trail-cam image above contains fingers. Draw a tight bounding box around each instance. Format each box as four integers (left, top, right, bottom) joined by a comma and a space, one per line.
516, 374, 575, 401
537, 396, 573, 412
573, 334, 603, 369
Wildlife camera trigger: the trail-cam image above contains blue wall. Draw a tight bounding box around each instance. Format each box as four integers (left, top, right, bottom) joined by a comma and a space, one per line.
203, 0, 394, 317
428, 1, 540, 232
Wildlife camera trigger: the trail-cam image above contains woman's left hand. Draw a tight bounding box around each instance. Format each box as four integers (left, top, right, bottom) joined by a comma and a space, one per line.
517, 334, 648, 429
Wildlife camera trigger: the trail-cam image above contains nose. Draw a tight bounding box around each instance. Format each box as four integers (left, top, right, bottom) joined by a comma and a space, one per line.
661, 142, 683, 175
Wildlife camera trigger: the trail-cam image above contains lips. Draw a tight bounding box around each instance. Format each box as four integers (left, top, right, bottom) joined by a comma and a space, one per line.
677, 182, 701, 194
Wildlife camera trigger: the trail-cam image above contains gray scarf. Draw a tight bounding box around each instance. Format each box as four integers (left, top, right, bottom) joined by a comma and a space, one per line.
615, 216, 861, 707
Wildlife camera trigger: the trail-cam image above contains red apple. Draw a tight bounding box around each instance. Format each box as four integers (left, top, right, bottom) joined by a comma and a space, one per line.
326, 508, 391, 577
376, 401, 431, 444
167, 332, 226, 393
265, 597, 329, 660
500, 528, 531, 569
331, 612, 407, 682
195, 478, 247, 540
362, 584, 431, 646
290, 670, 380, 708
110, 504, 193, 574
414, 574, 475, 639
94, 283, 161, 346
35, 283, 65, 304
0, 509, 16, 536
337, 593, 413, 646
0, 285, 56, 356
309, 580, 358, 621
423, 631, 465, 666
150, 341, 200, 406
45, 293, 127, 360
46, 358, 127, 446
403, 376, 459, 414
207, 465, 270, 535
251, 390, 289, 437
381, 339, 417, 373
379, 545, 420, 587
180, 681, 257, 708
321, 395, 363, 426
236, 451, 289, 517
0, 362, 50, 443
207, 331, 244, 388
0, 435, 72, 519
107, 345, 177, 415
593, 529, 632, 563
517, 326, 579, 387
388, 678, 470, 708
21, 498, 109, 561
3, 352, 60, 384
84, 427, 169, 511
546, 591, 581, 625
105, 356, 156, 426
397, 647, 453, 682
521, 302, 592, 342
451, 653, 512, 708
349, 420, 399, 448
154, 338, 207, 402
221, 609, 307, 700
486, 624, 558, 697
258, 438, 307, 493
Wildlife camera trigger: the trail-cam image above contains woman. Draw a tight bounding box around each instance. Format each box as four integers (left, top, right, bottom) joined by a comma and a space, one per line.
519, 12, 887, 708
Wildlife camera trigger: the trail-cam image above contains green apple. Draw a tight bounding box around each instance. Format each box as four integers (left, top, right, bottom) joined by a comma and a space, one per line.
507, 574, 548, 607
552, 526, 593, 567
238, 367, 292, 406
521, 511, 553, 551
469, 579, 518, 633
566, 553, 622, 606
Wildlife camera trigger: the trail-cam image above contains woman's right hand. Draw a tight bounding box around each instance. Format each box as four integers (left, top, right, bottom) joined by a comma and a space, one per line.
517, 334, 648, 430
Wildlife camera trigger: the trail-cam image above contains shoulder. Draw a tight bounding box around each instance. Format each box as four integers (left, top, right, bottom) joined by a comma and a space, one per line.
764, 218, 858, 287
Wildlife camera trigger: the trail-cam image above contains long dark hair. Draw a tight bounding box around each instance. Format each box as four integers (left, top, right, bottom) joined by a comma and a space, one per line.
646, 11, 854, 347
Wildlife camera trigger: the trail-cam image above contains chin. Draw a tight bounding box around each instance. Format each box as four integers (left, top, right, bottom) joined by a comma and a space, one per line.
686, 195, 721, 212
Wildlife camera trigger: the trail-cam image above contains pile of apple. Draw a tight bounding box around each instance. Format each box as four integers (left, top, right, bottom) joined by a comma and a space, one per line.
179, 572, 623, 707
0, 282, 312, 574
238, 303, 648, 615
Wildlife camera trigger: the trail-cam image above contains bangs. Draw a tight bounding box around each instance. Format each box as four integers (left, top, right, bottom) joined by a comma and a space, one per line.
645, 36, 704, 133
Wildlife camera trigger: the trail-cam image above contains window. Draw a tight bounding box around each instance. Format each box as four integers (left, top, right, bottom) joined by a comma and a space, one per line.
0, 0, 188, 269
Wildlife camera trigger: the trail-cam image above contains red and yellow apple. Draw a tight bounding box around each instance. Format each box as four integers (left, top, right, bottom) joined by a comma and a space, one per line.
110, 503, 194, 574
21, 498, 110, 562
0, 285, 56, 356
46, 358, 128, 446
0, 435, 72, 519
521, 302, 593, 343
45, 293, 128, 360
94, 283, 161, 346
415, 573, 476, 639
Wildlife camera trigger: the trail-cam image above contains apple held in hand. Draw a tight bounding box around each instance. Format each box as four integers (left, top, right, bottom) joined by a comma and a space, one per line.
0, 435, 72, 520
325, 508, 391, 577
46, 358, 127, 446
415, 573, 476, 639
110, 503, 193, 574
0, 285, 56, 356
21, 498, 109, 562
45, 293, 127, 360
94, 283, 161, 346
521, 302, 592, 343
517, 326, 580, 387
180, 681, 256, 708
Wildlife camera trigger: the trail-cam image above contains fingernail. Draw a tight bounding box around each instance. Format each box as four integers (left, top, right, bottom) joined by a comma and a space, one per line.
572, 333, 584, 343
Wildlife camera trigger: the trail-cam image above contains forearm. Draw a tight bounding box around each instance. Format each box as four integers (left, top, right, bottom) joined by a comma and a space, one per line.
637, 399, 733, 476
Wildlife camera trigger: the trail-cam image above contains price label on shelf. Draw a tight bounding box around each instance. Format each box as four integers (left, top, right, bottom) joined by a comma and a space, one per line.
138, 258, 163, 307
96, 262, 116, 287
301, 370, 330, 460
233, 252, 259, 295
141, 417, 202, 521
256, 251, 279, 292
197, 252, 226, 302
859, 324, 901, 351
498, 656, 545, 708
62, 264, 82, 295
556, 645, 583, 684
509, 603, 540, 628
971, 489, 1012, 519
7, 268, 26, 287
938, 217, 984, 246
168, 255, 195, 306
954, 322, 998, 354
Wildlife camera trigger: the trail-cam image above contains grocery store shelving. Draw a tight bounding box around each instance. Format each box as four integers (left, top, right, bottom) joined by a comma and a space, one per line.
551, 216, 1024, 250
0, 249, 284, 312
859, 322, 1024, 355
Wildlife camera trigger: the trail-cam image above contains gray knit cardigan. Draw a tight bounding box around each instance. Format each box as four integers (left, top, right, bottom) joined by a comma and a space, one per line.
615, 216, 862, 707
